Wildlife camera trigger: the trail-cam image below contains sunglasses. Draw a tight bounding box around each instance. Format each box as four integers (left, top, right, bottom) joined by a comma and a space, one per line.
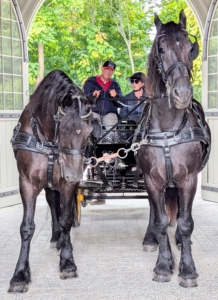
130, 79, 141, 84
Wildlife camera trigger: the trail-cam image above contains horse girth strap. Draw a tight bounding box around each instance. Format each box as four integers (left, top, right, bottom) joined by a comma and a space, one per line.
12, 132, 59, 155
141, 127, 208, 188
12, 132, 86, 156
144, 127, 206, 147
12, 132, 86, 189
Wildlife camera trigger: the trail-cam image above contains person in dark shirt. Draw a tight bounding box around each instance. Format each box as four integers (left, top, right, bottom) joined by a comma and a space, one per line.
83, 61, 124, 205
120, 72, 147, 123
83, 60, 123, 134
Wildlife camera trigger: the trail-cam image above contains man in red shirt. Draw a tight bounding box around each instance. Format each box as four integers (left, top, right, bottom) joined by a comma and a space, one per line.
83, 61, 123, 205
83, 60, 123, 142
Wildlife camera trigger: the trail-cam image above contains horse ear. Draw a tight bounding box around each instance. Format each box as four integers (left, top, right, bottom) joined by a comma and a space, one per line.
84, 95, 97, 108
179, 9, 186, 29
154, 13, 162, 33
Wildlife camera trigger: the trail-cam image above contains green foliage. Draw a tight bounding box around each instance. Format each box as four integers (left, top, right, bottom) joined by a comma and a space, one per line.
28, 0, 153, 93
28, 0, 202, 99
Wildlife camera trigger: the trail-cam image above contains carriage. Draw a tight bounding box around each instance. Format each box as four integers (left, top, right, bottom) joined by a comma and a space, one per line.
76, 110, 148, 222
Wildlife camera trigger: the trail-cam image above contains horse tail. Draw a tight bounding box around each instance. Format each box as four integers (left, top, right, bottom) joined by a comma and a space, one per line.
165, 187, 179, 227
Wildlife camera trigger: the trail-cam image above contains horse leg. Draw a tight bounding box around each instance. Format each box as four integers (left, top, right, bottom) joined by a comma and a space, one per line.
45, 187, 61, 248
143, 198, 158, 252
57, 185, 78, 279
145, 174, 174, 283
177, 177, 198, 288
8, 180, 40, 293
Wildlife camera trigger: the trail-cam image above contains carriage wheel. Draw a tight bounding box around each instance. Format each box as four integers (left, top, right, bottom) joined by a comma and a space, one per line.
76, 189, 85, 225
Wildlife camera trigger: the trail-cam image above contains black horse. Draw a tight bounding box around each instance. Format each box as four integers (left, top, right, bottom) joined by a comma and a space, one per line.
8, 70, 97, 293
137, 11, 211, 287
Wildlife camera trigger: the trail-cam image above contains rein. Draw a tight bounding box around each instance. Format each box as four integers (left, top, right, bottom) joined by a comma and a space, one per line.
11, 105, 90, 189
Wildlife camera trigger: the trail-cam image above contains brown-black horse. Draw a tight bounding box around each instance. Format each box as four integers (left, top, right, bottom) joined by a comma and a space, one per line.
8, 70, 97, 293
137, 11, 211, 287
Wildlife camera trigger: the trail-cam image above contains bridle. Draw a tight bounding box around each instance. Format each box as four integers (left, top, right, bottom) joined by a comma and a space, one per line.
156, 41, 191, 85
155, 31, 198, 109
155, 32, 196, 85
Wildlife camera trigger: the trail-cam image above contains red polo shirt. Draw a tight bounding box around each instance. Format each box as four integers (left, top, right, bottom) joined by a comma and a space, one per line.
96, 76, 112, 92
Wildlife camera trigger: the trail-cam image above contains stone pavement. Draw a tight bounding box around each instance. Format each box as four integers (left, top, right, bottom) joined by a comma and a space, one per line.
1, 185, 218, 300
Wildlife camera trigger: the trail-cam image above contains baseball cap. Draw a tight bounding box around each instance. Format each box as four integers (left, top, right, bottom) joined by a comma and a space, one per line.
102, 60, 116, 70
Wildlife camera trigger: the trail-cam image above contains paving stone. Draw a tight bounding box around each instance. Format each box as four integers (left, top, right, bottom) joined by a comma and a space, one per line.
2, 181, 218, 299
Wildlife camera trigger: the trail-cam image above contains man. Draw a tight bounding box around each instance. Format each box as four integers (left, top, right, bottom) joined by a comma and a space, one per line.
83, 61, 123, 205
83, 60, 123, 143
120, 72, 147, 123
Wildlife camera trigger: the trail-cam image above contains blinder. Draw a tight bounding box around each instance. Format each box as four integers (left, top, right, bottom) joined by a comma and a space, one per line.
189, 34, 199, 60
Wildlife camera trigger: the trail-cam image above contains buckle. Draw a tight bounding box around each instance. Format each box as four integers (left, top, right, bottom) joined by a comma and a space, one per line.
36, 141, 44, 151
174, 132, 182, 142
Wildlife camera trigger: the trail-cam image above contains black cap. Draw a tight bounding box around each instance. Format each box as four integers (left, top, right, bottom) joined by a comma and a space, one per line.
102, 60, 116, 70
127, 72, 146, 82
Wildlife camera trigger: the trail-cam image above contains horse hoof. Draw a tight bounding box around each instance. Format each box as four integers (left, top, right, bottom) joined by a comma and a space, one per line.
179, 277, 198, 288
153, 273, 171, 283
176, 243, 182, 251
8, 284, 29, 293
72, 220, 80, 227
60, 271, 78, 280
143, 244, 157, 252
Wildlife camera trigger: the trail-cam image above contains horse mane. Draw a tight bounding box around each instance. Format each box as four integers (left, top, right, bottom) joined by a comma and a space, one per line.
146, 21, 192, 97
60, 104, 84, 133
29, 70, 85, 120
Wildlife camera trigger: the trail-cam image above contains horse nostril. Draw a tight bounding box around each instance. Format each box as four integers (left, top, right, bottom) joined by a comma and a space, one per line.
173, 88, 179, 98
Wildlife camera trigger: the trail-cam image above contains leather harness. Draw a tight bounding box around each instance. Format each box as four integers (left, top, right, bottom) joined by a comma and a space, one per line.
133, 32, 210, 188
134, 100, 211, 188
11, 105, 91, 189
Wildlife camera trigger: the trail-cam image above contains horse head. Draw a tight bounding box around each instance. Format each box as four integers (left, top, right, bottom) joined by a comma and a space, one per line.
58, 88, 97, 183
30, 69, 97, 183
149, 10, 199, 109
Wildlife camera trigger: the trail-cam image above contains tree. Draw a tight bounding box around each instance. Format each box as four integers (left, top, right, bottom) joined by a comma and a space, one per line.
28, 0, 202, 99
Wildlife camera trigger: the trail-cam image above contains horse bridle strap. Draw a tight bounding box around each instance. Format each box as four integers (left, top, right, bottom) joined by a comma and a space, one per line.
158, 58, 191, 84
165, 62, 191, 81
156, 34, 192, 84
